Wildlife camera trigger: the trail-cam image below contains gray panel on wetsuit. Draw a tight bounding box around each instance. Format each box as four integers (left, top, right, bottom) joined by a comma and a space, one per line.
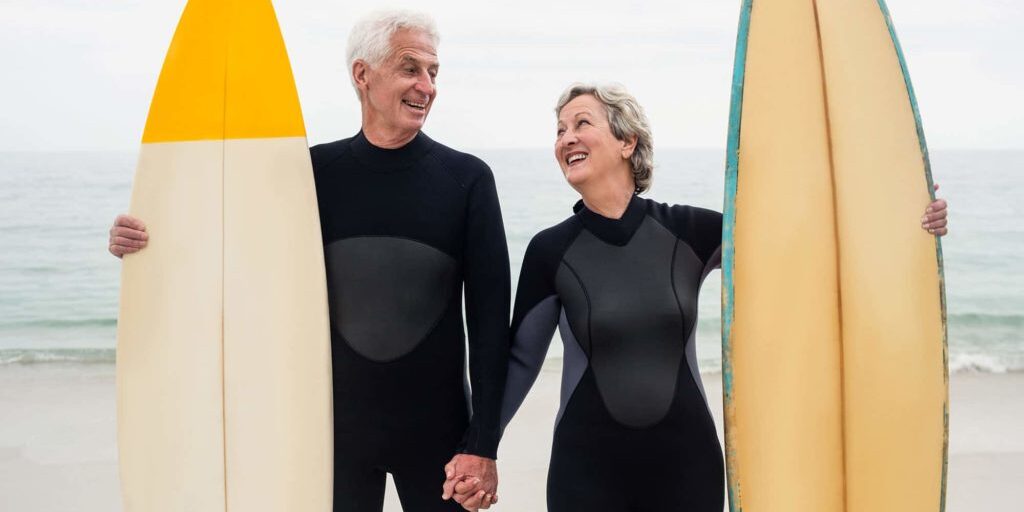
679, 244, 718, 404
500, 295, 560, 430
555, 216, 704, 428
556, 309, 589, 428
325, 236, 457, 362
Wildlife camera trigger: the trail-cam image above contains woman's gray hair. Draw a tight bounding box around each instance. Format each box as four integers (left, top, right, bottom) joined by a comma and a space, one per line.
346, 10, 440, 98
555, 83, 655, 194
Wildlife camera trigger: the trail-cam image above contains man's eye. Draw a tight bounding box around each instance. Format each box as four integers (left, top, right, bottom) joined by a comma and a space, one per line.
556, 129, 565, 136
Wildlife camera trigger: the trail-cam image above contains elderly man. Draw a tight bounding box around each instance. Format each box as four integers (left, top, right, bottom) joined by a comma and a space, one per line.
109, 10, 505, 512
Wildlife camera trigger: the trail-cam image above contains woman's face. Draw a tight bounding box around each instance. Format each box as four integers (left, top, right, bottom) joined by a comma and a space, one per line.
555, 94, 632, 190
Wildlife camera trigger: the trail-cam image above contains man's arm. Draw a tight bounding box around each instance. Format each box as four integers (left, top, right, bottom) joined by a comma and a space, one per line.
442, 165, 510, 510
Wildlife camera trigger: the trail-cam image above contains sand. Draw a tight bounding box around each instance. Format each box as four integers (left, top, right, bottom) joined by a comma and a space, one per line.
1, 362, 1021, 511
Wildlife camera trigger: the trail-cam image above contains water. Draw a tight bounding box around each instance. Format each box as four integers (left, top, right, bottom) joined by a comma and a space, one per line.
1, 148, 1020, 373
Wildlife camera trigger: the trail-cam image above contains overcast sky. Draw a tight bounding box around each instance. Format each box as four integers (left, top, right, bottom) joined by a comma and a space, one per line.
1, 0, 1021, 151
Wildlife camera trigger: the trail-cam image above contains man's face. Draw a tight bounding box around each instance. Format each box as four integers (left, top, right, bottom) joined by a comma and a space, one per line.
360, 28, 439, 137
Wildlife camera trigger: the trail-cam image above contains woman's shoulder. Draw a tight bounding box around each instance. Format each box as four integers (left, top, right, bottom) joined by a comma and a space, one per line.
642, 197, 722, 226
641, 197, 723, 263
524, 214, 584, 263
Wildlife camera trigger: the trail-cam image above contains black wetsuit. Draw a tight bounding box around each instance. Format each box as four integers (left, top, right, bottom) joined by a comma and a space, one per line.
500, 195, 724, 511
311, 131, 510, 512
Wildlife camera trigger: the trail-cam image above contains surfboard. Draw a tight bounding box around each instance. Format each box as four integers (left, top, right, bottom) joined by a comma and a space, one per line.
115, 1, 332, 510
721, 1, 947, 511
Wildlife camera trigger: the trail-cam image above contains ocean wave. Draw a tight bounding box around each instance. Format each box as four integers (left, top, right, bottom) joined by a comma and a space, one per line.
0, 318, 117, 330
948, 353, 1020, 374
948, 312, 1024, 328
0, 348, 115, 365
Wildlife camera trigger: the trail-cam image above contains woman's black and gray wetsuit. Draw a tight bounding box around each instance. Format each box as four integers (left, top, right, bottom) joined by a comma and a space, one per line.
500, 194, 724, 511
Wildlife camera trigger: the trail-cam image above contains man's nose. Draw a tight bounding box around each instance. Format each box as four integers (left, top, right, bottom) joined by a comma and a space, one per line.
414, 72, 435, 96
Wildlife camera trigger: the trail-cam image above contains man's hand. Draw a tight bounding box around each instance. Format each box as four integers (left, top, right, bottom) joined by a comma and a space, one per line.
451, 478, 498, 510
109, 214, 148, 258
922, 184, 948, 236
441, 454, 498, 510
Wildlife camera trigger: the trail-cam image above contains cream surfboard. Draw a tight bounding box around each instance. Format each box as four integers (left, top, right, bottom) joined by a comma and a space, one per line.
721, 0, 948, 511
115, 0, 332, 510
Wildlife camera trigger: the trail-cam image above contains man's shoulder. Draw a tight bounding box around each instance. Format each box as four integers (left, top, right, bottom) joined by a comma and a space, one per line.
309, 137, 355, 169
424, 136, 492, 185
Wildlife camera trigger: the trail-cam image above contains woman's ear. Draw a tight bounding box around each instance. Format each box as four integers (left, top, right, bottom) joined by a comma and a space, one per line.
621, 135, 638, 160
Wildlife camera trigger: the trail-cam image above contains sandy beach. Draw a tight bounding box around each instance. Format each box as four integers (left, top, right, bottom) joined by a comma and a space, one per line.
1, 362, 1021, 511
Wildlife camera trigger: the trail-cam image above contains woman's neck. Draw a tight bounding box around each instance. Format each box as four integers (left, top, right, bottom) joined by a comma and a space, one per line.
579, 174, 635, 220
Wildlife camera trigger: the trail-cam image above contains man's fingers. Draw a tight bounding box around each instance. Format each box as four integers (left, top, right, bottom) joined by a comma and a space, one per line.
461, 490, 487, 510
115, 214, 147, 231
110, 244, 141, 256
442, 475, 459, 500
454, 477, 481, 496
933, 226, 948, 236
443, 472, 472, 500
112, 236, 147, 249
477, 493, 496, 510
111, 226, 149, 241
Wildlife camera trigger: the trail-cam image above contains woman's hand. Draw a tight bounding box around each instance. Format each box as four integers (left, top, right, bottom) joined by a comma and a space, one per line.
921, 183, 948, 236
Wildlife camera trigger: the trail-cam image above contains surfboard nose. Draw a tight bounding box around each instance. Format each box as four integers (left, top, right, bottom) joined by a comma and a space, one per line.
143, 0, 305, 143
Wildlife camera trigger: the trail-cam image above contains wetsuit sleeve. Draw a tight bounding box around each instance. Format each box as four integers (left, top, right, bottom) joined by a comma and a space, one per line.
459, 169, 512, 459
672, 205, 724, 272
499, 234, 561, 436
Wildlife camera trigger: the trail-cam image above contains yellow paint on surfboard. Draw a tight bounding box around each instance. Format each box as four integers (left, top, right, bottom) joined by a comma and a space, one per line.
142, 0, 305, 143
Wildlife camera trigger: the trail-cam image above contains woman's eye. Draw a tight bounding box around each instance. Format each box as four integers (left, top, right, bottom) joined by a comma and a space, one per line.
577, 120, 589, 127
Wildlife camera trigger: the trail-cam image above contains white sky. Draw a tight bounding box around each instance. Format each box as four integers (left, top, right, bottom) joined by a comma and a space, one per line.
0, 0, 1021, 151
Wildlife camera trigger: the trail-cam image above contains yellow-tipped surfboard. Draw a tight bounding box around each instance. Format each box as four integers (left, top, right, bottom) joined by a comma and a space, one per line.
722, 0, 947, 511
115, 1, 332, 510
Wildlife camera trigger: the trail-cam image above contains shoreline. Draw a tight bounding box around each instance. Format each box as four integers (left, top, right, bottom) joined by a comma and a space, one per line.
1, 363, 1021, 511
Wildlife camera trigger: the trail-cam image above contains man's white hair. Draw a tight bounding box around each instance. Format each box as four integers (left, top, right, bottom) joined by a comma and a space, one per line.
346, 9, 440, 98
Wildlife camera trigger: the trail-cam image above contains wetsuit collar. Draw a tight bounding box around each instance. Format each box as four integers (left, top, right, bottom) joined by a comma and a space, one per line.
573, 194, 648, 246
351, 130, 436, 172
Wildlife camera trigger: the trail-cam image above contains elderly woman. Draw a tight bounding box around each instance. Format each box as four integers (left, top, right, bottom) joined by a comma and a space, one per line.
447, 82, 949, 511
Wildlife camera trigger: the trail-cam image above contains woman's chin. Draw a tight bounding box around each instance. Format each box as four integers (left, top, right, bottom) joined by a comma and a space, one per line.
562, 167, 590, 189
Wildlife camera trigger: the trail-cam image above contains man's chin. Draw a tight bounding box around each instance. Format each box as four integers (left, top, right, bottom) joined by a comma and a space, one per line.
400, 116, 428, 132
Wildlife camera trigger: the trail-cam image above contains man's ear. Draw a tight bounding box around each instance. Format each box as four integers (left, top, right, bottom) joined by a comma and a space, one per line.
352, 60, 370, 94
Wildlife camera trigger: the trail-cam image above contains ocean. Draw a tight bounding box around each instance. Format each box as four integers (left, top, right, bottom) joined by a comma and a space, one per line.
0, 148, 1020, 374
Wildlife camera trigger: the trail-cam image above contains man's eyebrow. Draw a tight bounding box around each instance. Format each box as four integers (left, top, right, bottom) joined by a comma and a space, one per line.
400, 55, 438, 68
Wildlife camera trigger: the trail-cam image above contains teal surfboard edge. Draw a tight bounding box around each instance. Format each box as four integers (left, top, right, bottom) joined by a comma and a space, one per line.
721, 1, 753, 511
874, 1, 949, 510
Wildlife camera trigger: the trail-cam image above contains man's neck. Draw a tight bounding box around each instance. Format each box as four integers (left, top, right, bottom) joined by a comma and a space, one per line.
362, 121, 419, 149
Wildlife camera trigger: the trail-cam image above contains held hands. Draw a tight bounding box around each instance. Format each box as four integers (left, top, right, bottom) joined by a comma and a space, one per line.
922, 184, 948, 236
441, 454, 498, 511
